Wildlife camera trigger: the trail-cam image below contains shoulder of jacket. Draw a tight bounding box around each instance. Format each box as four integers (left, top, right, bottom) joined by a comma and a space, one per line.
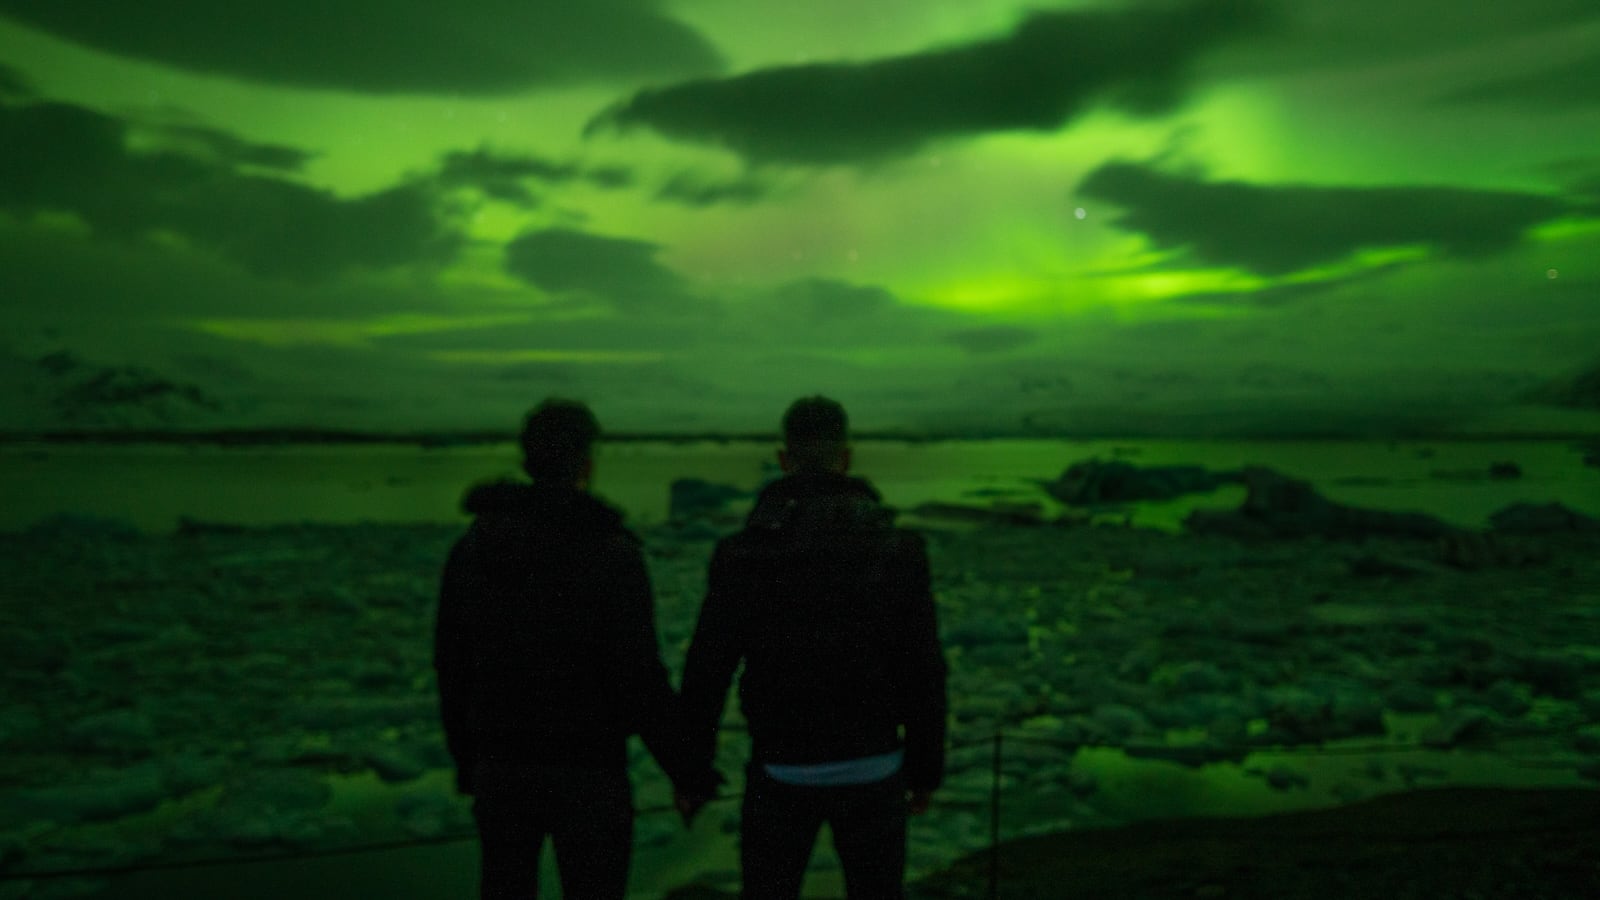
594, 524, 644, 556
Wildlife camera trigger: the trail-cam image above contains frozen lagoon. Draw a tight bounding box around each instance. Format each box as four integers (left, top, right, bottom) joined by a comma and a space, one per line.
1, 438, 1598, 897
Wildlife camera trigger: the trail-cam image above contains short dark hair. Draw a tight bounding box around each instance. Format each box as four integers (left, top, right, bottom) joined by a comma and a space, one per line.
519, 398, 600, 483
781, 395, 848, 471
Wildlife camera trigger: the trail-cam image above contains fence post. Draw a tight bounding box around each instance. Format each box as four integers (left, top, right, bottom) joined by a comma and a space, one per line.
989, 730, 1002, 900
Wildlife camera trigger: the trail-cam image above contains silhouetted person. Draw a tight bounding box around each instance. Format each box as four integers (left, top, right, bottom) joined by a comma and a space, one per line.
434, 398, 714, 899
677, 396, 948, 899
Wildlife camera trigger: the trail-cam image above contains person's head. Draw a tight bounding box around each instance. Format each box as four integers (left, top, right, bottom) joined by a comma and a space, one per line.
518, 398, 600, 487
778, 395, 850, 474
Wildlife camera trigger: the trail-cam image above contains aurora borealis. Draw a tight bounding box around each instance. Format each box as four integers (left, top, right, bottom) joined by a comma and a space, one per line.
1, 0, 1597, 436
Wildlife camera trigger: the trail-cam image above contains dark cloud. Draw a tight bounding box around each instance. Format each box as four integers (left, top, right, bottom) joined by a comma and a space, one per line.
503, 228, 694, 308
1534, 157, 1600, 205
438, 148, 634, 206
584, 166, 635, 190
0, 98, 457, 280
1162, 263, 1409, 306
0, 60, 33, 98
655, 171, 773, 207
1234, 363, 1333, 391
0, 1, 721, 94
767, 278, 897, 321
747, 279, 1030, 353
1524, 357, 1600, 410
143, 122, 313, 172
944, 326, 1039, 355
589, 0, 1267, 165
1438, 51, 1600, 109
1077, 163, 1568, 276
1221, 1, 1599, 76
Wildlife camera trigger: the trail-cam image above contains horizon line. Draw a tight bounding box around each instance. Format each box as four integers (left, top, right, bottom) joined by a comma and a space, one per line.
3, 426, 1598, 447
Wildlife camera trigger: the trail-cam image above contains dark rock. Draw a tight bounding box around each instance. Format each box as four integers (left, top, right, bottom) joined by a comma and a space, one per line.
1421, 707, 1494, 748
944, 618, 1029, 649
1184, 467, 1458, 541
1436, 532, 1549, 569
1262, 765, 1310, 790
1514, 652, 1586, 699
1122, 741, 1247, 767
1152, 661, 1228, 694
365, 745, 426, 784
1346, 553, 1443, 578
1384, 683, 1437, 713
1487, 461, 1522, 479
1040, 459, 1242, 506
1482, 680, 1533, 718
24, 513, 142, 541
1571, 726, 1600, 754
1488, 501, 1600, 534
668, 478, 750, 521
908, 501, 1047, 527
1088, 704, 1157, 743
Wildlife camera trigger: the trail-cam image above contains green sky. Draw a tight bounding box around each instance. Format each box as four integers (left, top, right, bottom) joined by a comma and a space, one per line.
1, 0, 1597, 435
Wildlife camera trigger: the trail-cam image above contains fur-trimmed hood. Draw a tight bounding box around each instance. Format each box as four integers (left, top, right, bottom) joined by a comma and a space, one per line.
744, 470, 894, 548
460, 479, 628, 544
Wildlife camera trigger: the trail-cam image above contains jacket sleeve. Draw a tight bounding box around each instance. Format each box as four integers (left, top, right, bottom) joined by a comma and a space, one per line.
604, 536, 721, 795
894, 531, 948, 793
434, 526, 482, 793
678, 540, 746, 787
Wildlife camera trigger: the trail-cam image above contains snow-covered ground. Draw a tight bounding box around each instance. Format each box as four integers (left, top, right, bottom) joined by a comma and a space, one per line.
2, 493, 1599, 897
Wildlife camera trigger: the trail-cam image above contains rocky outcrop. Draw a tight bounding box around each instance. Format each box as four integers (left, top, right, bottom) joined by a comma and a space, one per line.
907, 501, 1060, 528
1040, 459, 1242, 505
1488, 502, 1600, 535
1184, 467, 1458, 541
667, 477, 751, 521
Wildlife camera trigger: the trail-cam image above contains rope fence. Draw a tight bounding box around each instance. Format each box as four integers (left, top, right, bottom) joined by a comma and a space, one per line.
2, 729, 1585, 891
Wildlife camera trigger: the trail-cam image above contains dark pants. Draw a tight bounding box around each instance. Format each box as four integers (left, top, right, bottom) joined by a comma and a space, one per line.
740, 765, 908, 900
470, 758, 634, 900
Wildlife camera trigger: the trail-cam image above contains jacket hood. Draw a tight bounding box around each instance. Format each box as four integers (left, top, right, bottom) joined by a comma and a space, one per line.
745, 471, 894, 544
461, 479, 625, 540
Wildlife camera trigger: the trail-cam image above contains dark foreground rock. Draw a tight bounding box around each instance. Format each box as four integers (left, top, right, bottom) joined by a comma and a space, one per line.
668, 477, 752, 521
1040, 459, 1242, 505
1184, 467, 1458, 541
917, 787, 1600, 900
1490, 501, 1600, 534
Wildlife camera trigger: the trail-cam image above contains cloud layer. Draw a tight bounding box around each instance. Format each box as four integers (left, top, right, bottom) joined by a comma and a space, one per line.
1439, 51, 1600, 109
1078, 163, 1571, 275
0, 0, 721, 93
438, 148, 633, 207
503, 228, 694, 308
591, 0, 1266, 165
0, 98, 458, 279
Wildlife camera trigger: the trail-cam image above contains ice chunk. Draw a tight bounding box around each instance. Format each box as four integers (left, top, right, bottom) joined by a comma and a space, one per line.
395, 789, 471, 838
65, 709, 155, 756
365, 744, 427, 784
1421, 707, 1494, 748
3, 765, 167, 828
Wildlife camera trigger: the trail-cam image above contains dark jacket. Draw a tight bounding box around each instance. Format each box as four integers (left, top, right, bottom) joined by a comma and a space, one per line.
679, 471, 948, 793
433, 481, 709, 793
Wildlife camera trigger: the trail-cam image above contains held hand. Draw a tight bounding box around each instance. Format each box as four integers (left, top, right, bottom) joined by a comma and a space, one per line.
907, 790, 933, 816
675, 790, 711, 827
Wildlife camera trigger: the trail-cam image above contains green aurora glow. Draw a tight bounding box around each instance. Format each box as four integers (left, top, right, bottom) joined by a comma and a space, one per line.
1, 0, 1597, 435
